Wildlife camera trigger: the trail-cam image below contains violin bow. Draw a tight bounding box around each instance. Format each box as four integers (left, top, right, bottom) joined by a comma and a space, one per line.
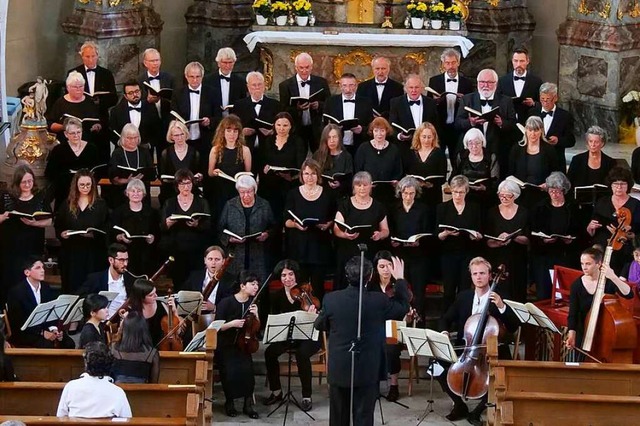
240, 273, 273, 318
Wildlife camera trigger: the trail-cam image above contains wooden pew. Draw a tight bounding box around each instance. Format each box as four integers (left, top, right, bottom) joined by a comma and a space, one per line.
0, 383, 201, 426
0, 416, 187, 425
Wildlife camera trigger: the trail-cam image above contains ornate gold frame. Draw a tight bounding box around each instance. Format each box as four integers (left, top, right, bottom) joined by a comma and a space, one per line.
260, 47, 275, 90
578, 0, 612, 18
332, 50, 374, 84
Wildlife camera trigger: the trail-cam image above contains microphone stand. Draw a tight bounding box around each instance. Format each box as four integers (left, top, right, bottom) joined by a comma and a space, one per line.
349, 244, 367, 426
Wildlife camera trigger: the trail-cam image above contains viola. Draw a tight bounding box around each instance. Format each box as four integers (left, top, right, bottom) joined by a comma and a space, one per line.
447, 264, 507, 400
236, 273, 271, 354
289, 283, 320, 311
158, 289, 184, 351
383, 281, 420, 324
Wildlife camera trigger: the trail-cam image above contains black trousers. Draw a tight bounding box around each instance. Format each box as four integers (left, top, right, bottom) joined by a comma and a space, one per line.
265, 339, 321, 398
385, 343, 403, 375
329, 383, 378, 426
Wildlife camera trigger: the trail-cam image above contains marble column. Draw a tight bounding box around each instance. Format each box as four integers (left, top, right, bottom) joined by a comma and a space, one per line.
61, 0, 163, 85
557, 0, 640, 143
185, 0, 259, 72
461, 0, 535, 77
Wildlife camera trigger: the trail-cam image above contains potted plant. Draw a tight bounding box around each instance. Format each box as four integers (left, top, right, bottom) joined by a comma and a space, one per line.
252, 0, 272, 25
429, 1, 446, 29
292, 0, 312, 26
446, 3, 463, 30
271, 0, 291, 26
406, 1, 428, 29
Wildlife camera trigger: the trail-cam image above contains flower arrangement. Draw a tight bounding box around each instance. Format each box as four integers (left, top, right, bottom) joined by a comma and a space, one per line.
622, 91, 640, 126
252, 0, 272, 16
406, 1, 428, 18
429, 2, 446, 20
446, 4, 463, 21
292, 0, 312, 16
271, 0, 291, 17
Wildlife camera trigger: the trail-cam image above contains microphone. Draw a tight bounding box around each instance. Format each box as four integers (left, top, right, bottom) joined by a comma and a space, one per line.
357, 243, 368, 252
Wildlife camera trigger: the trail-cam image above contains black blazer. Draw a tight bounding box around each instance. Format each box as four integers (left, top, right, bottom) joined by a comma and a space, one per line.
323, 95, 374, 147
496, 72, 543, 124
182, 269, 235, 305
567, 151, 617, 189
389, 94, 439, 138
68, 65, 118, 119
138, 70, 176, 131
528, 105, 575, 167
204, 72, 248, 109
171, 85, 222, 143
356, 78, 404, 118
77, 269, 134, 297
314, 281, 410, 387
232, 95, 283, 150
109, 98, 162, 146
279, 74, 331, 131
427, 73, 474, 127
6, 280, 58, 347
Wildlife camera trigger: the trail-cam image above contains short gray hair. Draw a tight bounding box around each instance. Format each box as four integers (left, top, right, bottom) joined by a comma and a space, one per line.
371, 56, 390, 67
462, 128, 486, 149
79, 41, 98, 56
545, 171, 571, 194
497, 179, 521, 199
246, 71, 265, 84
395, 176, 422, 198
450, 175, 470, 192
404, 74, 424, 88
295, 52, 313, 66
539, 82, 557, 96
477, 69, 498, 82
119, 123, 140, 147
126, 178, 147, 196
66, 71, 85, 88
236, 174, 258, 192
440, 48, 461, 63
184, 61, 204, 77
142, 48, 160, 61
586, 125, 607, 146
352, 171, 372, 188
216, 47, 237, 62
64, 117, 83, 133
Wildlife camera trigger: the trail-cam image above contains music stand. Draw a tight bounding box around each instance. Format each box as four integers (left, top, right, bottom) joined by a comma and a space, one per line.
264, 310, 319, 425
400, 327, 458, 426
21, 294, 79, 331
184, 320, 224, 352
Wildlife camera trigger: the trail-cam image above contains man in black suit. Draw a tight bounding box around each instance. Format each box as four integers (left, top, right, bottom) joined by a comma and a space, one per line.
323, 73, 373, 156
183, 246, 235, 311
109, 81, 161, 152
77, 243, 132, 318
204, 47, 248, 116
427, 48, 474, 160
528, 82, 575, 168
388, 74, 439, 151
496, 47, 543, 124
279, 52, 331, 152
68, 41, 118, 163
356, 56, 404, 120
7, 257, 75, 348
233, 71, 282, 166
314, 255, 410, 426
138, 48, 175, 158
455, 68, 517, 179
171, 61, 222, 166
437, 257, 519, 426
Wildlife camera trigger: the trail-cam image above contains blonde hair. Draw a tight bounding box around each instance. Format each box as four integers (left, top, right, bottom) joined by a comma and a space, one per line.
411, 122, 440, 151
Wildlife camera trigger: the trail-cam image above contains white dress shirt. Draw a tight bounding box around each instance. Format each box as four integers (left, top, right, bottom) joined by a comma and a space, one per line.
375, 79, 387, 104
297, 75, 311, 126
542, 106, 556, 135
189, 85, 202, 140
444, 73, 459, 124
513, 71, 527, 98
147, 71, 163, 116
408, 95, 423, 129
27, 279, 41, 305
127, 102, 142, 128
341, 95, 356, 146
85, 67, 96, 95
480, 95, 494, 135
57, 373, 132, 418
471, 290, 507, 315
202, 270, 218, 305
220, 72, 231, 112
107, 270, 127, 318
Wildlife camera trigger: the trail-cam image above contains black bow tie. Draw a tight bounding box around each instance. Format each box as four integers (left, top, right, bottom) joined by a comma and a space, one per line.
148, 76, 160, 81
189, 89, 200, 94
447, 78, 457, 83
408, 100, 421, 106
253, 100, 263, 106
541, 110, 553, 118
300, 80, 309, 87
343, 99, 356, 103
376, 81, 387, 87
220, 75, 231, 82
86, 68, 96, 73
514, 76, 525, 81
480, 99, 492, 107
128, 106, 142, 112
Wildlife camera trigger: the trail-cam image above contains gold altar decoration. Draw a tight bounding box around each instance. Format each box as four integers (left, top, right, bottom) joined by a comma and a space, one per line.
17, 136, 44, 164
578, 0, 612, 18
347, 0, 375, 24
617, 0, 640, 19
333, 49, 375, 84
78, 0, 143, 5
260, 47, 275, 90
404, 52, 426, 66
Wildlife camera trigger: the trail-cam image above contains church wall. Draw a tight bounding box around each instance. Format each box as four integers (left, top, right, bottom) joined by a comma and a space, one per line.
527, 0, 568, 84
154, 0, 189, 81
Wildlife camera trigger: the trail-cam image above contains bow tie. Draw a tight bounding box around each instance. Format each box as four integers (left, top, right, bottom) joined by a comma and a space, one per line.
253, 100, 263, 106
376, 81, 387, 87
148, 76, 160, 81
343, 99, 356, 103
447, 78, 457, 83
220, 75, 231, 82
514, 76, 526, 81
408, 100, 421, 106
189, 89, 200, 94
480, 99, 492, 107
300, 80, 309, 87
541, 110, 553, 118
86, 68, 96, 73
128, 106, 142, 112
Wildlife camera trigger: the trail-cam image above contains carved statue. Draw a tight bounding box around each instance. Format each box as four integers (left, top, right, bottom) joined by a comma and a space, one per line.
27, 77, 50, 123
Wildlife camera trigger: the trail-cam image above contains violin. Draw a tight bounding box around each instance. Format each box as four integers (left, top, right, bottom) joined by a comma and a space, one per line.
446, 264, 507, 400
236, 273, 271, 354
383, 281, 420, 325
289, 283, 320, 311
158, 288, 183, 351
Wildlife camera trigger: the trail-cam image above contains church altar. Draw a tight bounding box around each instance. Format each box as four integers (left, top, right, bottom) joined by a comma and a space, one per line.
243, 26, 473, 94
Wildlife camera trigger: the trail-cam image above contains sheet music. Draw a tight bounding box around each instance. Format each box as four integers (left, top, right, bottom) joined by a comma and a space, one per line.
425, 328, 458, 362
183, 320, 224, 352
399, 327, 434, 358
263, 311, 319, 344
21, 294, 79, 330
400, 327, 458, 362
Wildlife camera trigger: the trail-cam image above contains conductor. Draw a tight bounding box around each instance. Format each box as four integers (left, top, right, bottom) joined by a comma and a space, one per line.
314, 254, 410, 426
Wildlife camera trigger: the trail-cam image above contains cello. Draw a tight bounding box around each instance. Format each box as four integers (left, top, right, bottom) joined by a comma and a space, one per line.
447, 264, 507, 400
581, 207, 637, 363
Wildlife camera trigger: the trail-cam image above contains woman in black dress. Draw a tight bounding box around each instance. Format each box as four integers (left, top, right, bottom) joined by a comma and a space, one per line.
159, 120, 203, 206
45, 117, 101, 210
436, 175, 483, 309
207, 114, 252, 220
587, 167, 640, 272
402, 121, 447, 208
485, 179, 530, 302
451, 128, 499, 209
79, 293, 109, 348
312, 124, 354, 198
216, 271, 260, 419
354, 117, 403, 205
389, 176, 433, 320
107, 124, 155, 208
333, 171, 389, 290
126, 278, 174, 348
508, 116, 560, 208
263, 260, 320, 412
160, 169, 211, 290
284, 159, 336, 302
110, 178, 159, 277
55, 170, 108, 294
0, 165, 52, 303
110, 310, 160, 383
530, 172, 580, 300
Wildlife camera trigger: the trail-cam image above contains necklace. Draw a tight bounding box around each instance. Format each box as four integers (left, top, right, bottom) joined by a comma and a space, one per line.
301, 185, 321, 198
178, 195, 192, 208
353, 196, 370, 207
124, 148, 139, 169
372, 140, 388, 154
69, 142, 83, 155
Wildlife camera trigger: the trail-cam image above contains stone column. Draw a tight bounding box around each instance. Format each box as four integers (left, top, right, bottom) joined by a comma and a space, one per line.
61, 0, 163, 85
185, 0, 258, 72
557, 0, 640, 143
461, 0, 535, 77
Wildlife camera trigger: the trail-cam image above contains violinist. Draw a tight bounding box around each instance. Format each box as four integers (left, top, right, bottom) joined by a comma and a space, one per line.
565, 247, 633, 355
215, 271, 260, 419
438, 257, 519, 425
183, 245, 235, 312
110, 311, 160, 383
79, 294, 109, 348
263, 260, 320, 412
126, 278, 180, 347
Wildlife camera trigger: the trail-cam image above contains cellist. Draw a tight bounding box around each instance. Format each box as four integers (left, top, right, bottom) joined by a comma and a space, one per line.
183, 245, 234, 312
215, 270, 260, 420
437, 257, 519, 426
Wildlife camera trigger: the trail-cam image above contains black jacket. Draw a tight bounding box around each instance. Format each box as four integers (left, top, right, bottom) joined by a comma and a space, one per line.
171, 84, 222, 143
323, 94, 374, 148
77, 269, 134, 297
7, 280, 58, 347
389, 94, 439, 139
203, 72, 248, 109
496, 72, 543, 124
528, 105, 575, 167
356, 77, 404, 118
427, 73, 474, 128
182, 269, 236, 305
109, 98, 162, 147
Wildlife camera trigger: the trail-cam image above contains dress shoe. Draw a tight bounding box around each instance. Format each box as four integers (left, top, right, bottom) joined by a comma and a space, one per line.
224, 401, 238, 417
445, 404, 469, 421
386, 385, 399, 402
467, 404, 485, 426
300, 398, 313, 412
243, 398, 259, 419
263, 391, 283, 406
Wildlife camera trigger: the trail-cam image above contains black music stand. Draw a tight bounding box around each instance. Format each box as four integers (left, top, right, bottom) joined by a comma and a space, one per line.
21, 294, 79, 332
264, 311, 318, 425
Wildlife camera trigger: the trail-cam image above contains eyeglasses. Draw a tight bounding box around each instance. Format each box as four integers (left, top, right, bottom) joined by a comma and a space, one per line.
498, 193, 514, 200
302, 172, 317, 177
612, 182, 628, 187
548, 188, 563, 194
78, 183, 92, 188
125, 89, 141, 95
178, 181, 193, 186
66, 130, 82, 136
478, 80, 497, 85
451, 190, 467, 195
113, 257, 129, 263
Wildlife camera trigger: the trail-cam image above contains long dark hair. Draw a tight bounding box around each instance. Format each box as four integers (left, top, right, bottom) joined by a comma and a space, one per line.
313, 124, 343, 172
10, 164, 38, 198
369, 250, 394, 292
127, 279, 155, 312
115, 311, 152, 353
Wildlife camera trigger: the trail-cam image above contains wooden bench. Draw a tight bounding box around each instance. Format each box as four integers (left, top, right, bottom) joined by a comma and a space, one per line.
0, 382, 201, 426
0, 416, 188, 425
